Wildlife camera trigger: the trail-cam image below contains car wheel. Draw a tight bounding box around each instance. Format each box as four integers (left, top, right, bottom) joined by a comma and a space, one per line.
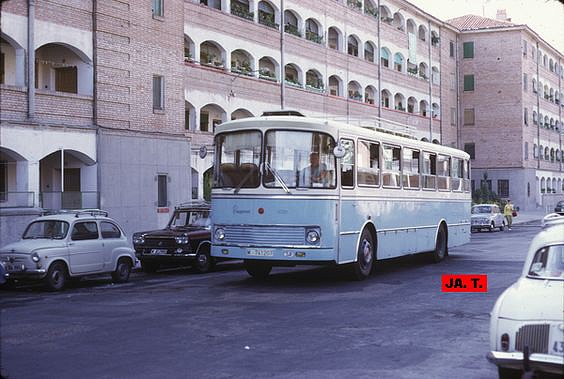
111, 258, 132, 283
431, 225, 447, 263
244, 260, 272, 279
497, 367, 521, 379
195, 248, 215, 274
350, 229, 374, 281
499, 220, 505, 232
141, 260, 159, 273
489, 221, 495, 232
44, 262, 67, 291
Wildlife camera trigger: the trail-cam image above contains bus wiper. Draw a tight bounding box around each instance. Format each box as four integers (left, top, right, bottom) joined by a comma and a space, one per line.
264, 162, 291, 194
234, 168, 256, 194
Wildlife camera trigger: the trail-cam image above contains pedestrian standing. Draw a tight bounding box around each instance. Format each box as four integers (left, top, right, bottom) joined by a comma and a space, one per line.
504, 199, 514, 230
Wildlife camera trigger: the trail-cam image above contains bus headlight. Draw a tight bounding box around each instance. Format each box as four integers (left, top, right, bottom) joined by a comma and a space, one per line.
306, 228, 320, 244
215, 227, 225, 241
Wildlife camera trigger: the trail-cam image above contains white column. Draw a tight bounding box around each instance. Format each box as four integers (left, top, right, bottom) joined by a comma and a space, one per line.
28, 160, 40, 208
252, 0, 258, 22
15, 48, 26, 87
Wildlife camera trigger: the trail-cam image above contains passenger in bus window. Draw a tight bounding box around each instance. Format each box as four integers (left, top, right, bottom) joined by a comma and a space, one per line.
301, 152, 328, 187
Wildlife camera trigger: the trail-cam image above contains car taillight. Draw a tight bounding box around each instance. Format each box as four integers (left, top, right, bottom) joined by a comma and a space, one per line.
501, 333, 509, 351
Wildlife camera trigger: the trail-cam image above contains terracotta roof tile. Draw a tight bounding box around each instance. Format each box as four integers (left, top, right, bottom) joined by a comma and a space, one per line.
446, 14, 516, 31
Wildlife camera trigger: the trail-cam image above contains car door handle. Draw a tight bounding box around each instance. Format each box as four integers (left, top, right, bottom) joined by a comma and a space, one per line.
69, 242, 75, 246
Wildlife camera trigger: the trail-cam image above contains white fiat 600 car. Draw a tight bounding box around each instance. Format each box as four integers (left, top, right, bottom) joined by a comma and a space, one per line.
487, 213, 564, 378
471, 204, 506, 232
0, 210, 136, 291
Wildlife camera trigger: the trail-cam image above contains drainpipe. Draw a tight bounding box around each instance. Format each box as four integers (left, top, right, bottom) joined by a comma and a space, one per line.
60, 147, 64, 194
93, 0, 101, 208
535, 42, 540, 171
455, 33, 461, 149
280, 0, 285, 110
438, 26, 442, 144
427, 20, 433, 142
27, 0, 36, 119
376, 0, 381, 122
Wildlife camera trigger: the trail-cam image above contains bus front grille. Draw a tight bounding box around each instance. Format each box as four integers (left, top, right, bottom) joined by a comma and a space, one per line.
223, 225, 305, 246
515, 324, 549, 354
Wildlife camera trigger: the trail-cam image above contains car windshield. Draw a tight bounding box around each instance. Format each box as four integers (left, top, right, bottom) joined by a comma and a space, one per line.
472, 205, 493, 214
23, 220, 69, 239
169, 210, 210, 229
528, 244, 564, 280
264, 130, 336, 189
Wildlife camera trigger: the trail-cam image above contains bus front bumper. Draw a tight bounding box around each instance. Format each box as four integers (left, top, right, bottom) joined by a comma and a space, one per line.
211, 245, 336, 263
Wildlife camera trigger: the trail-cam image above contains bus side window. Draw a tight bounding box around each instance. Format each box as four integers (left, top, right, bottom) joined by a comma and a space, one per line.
357, 140, 380, 187
382, 145, 401, 188
422, 152, 437, 189
437, 154, 451, 191
340, 139, 355, 188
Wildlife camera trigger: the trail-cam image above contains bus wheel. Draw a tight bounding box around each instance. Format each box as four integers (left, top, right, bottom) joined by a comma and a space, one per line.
351, 229, 374, 281
431, 225, 447, 263
244, 260, 272, 280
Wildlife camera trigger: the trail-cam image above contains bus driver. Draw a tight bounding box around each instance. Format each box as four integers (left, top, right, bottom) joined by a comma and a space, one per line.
301, 152, 327, 186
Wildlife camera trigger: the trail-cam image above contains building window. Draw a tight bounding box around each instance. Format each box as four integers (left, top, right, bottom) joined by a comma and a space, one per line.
152, 0, 164, 17
463, 108, 475, 125
153, 75, 164, 110
522, 40, 527, 57
481, 179, 492, 192
449, 41, 454, 58
200, 112, 209, 132
55, 67, 78, 94
0, 161, 6, 201
157, 174, 168, 207
463, 74, 474, 91
463, 42, 474, 58
450, 107, 456, 126
497, 180, 509, 198
464, 143, 475, 159
524, 142, 529, 160
185, 109, 190, 130
523, 73, 527, 91
0, 53, 4, 84
524, 108, 528, 125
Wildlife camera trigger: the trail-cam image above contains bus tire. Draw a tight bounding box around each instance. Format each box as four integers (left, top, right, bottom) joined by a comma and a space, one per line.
351, 229, 374, 281
431, 224, 447, 263
244, 260, 272, 279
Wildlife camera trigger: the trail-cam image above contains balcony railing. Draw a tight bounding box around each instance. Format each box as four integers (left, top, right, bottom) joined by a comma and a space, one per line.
347, 0, 362, 10
231, 5, 254, 21
258, 11, 278, 29
306, 31, 323, 44
284, 24, 301, 37
0, 192, 35, 208
40, 191, 99, 210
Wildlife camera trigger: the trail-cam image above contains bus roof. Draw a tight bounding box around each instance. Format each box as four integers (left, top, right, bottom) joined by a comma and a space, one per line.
215, 116, 470, 159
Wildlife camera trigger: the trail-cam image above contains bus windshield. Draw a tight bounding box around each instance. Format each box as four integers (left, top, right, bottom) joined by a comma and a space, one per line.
214, 131, 261, 189
264, 130, 336, 189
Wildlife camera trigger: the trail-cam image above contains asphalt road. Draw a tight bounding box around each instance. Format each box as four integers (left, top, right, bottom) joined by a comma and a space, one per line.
0, 222, 542, 379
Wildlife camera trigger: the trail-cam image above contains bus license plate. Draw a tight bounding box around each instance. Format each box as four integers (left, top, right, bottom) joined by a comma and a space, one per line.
150, 249, 168, 255
247, 248, 274, 257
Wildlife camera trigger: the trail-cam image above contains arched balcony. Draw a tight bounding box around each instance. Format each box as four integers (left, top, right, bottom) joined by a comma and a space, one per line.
305, 69, 324, 92
184, 35, 195, 62
379, 5, 393, 24
258, 56, 278, 81
419, 100, 428, 117
328, 27, 343, 51
258, 1, 279, 29
200, 103, 227, 133
407, 96, 417, 113
393, 52, 404, 72
200, 0, 222, 10
380, 47, 390, 68
432, 66, 440, 85
364, 0, 378, 19
431, 31, 440, 47
394, 93, 405, 111
1, 35, 25, 86
348, 81, 362, 101
364, 85, 376, 105
284, 9, 302, 37
329, 75, 343, 96
392, 11, 405, 31
231, 108, 254, 120
432, 103, 440, 118
305, 18, 323, 44
185, 100, 196, 130
406, 19, 416, 35
419, 62, 428, 80
347, 35, 360, 57
231, 49, 254, 76
381, 89, 391, 108
231, 0, 254, 21
364, 41, 375, 63
0, 147, 32, 208
199, 41, 225, 69
35, 43, 93, 95
418, 25, 427, 41
284, 63, 302, 87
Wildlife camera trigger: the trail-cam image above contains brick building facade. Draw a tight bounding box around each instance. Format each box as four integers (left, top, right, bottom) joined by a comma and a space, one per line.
0, 0, 562, 244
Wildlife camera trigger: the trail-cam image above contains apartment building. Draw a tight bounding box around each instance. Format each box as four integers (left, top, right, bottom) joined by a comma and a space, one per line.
449, 14, 563, 211
0, 0, 561, 244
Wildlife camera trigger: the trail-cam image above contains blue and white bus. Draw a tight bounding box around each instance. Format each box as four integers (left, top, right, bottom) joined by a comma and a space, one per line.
211, 112, 471, 280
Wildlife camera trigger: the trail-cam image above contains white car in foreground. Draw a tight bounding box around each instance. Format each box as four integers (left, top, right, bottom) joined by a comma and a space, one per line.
487, 213, 564, 378
0, 210, 136, 291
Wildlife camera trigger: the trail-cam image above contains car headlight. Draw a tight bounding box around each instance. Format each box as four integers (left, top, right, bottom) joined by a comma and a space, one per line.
175, 236, 189, 244
214, 227, 225, 241
31, 252, 40, 263
305, 228, 320, 244
133, 235, 145, 244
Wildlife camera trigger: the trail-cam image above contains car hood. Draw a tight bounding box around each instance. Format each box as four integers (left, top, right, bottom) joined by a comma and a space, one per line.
136, 227, 210, 237
498, 278, 564, 321
0, 239, 67, 255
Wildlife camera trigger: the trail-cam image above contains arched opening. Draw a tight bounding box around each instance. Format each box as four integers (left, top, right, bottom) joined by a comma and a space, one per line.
0, 147, 30, 207
200, 103, 227, 133
329, 75, 342, 97
379, 5, 392, 23
184, 100, 196, 130
364, 0, 378, 18
284, 9, 301, 37
39, 149, 97, 210
407, 96, 417, 113
432, 66, 440, 85
200, 41, 225, 68
347, 35, 360, 57
392, 11, 405, 31
406, 19, 416, 34
258, 1, 279, 29
231, 49, 254, 76
419, 100, 428, 117
284, 63, 302, 86
364, 41, 375, 63
380, 47, 390, 68
1, 35, 25, 86
305, 69, 324, 91
381, 89, 391, 108
418, 25, 427, 41
258, 56, 278, 81
231, 108, 254, 120
35, 43, 93, 95
348, 81, 362, 101
419, 62, 428, 80
432, 103, 440, 118
394, 52, 404, 72
201, 0, 221, 10
328, 27, 342, 51
394, 93, 405, 111
184, 35, 195, 62
364, 85, 376, 105
305, 18, 323, 44
431, 30, 440, 46
231, 0, 253, 20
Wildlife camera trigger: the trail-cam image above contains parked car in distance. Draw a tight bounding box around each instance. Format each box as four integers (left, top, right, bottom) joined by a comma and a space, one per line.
487, 213, 564, 378
0, 210, 136, 291
132, 202, 214, 273
471, 204, 506, 232
554, 200, 564, 215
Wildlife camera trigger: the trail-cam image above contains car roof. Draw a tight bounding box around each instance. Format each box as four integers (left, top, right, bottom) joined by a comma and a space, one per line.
34, 209, 115, 223
521, 219, 564, 277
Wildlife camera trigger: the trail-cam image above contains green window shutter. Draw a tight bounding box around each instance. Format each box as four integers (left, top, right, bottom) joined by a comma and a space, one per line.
463, 42, 474, 58
464, 75, 474, 91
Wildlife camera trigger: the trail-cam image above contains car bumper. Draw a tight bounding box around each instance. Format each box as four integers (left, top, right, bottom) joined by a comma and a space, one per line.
211, 245, 336, 263
487, 351, 564, 375
3, 268, 47, 281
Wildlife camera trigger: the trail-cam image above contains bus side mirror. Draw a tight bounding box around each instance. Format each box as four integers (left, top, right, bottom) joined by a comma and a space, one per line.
333, 144, 346, 159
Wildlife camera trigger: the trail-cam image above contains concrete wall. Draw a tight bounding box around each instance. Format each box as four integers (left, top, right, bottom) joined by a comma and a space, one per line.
0, 209, 43, 247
